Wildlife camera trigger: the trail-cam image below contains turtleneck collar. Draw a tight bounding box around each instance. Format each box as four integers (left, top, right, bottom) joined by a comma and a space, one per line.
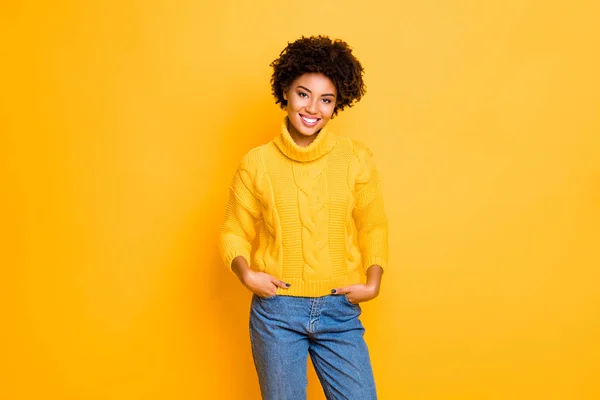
273, 117, 336, 162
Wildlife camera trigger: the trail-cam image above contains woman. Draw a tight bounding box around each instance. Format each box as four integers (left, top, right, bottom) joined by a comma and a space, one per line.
220, 35, 388, 400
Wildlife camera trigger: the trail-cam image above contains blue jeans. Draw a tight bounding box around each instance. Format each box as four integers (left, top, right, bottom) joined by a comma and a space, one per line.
249, 294, 377, 400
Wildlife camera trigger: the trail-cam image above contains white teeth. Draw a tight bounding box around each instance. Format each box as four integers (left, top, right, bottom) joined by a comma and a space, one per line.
302, 116, 318, 123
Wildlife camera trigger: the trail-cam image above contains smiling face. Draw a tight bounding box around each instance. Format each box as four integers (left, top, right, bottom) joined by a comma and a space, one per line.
283, 72, 337, 145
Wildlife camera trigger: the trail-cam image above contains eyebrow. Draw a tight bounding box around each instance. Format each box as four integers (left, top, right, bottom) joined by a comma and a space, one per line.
297, 85, 336, 97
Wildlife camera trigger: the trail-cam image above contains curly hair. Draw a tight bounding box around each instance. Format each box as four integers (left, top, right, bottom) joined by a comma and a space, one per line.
270, 36, 366, 117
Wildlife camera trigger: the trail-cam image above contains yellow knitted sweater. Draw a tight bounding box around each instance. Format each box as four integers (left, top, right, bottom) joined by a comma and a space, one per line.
219, 118, 388, 297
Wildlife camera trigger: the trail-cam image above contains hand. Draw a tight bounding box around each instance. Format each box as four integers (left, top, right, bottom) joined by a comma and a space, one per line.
331, 283, 379, 304
240, 269, 290, 298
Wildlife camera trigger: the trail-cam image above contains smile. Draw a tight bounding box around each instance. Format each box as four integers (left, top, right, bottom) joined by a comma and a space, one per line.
300, 115, 320, 126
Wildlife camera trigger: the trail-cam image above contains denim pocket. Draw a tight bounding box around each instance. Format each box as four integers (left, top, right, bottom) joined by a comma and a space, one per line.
342, 295, 359, 307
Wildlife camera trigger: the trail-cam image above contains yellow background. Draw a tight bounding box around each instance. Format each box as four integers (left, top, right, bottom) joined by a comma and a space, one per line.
2, 1, 599, 399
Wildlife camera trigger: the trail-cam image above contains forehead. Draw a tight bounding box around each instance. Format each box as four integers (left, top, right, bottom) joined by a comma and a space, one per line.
291, 72, 337, 94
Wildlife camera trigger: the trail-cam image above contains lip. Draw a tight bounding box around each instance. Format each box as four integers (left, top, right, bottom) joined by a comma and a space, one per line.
299, 114, 320, 127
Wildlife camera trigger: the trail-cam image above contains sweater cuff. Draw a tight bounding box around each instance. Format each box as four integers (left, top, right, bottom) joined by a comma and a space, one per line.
222, 248, 251, 274
363, 256, 387, 273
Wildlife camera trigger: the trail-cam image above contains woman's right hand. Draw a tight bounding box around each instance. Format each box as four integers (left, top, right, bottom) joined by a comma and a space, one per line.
231, 256, 290, 298
240, 269, 290, 298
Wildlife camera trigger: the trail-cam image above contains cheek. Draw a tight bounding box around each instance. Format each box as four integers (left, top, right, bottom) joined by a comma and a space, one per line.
287, 97, 300, 110
322, 103, 336, 118
286, 99, 296, 111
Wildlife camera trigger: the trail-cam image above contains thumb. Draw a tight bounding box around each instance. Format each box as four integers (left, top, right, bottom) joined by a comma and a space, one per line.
271, 277, 291, 289
331, 286, 351, 295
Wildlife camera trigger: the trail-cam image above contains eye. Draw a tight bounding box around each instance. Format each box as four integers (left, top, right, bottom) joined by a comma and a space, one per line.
322, 98, 332, 104
298, 92, 308, 98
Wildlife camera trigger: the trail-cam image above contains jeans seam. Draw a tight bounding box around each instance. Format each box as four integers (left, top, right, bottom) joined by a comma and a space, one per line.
310, 352, 337, 400
249, 315, 255, 357
249, 299, 258, 367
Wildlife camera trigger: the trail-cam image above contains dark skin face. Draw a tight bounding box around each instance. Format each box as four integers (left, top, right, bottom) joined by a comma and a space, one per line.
283, 72, 337, 147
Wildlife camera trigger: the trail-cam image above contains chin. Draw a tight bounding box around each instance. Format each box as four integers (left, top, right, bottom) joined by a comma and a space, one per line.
299, 128, 320, 137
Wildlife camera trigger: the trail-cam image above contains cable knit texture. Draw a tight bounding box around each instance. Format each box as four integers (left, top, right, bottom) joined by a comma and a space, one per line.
220, 118, 388, 297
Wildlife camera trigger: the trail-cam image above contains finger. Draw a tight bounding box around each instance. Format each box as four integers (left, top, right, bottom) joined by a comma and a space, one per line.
331, 286, 351, 295
271, 278, 291, 289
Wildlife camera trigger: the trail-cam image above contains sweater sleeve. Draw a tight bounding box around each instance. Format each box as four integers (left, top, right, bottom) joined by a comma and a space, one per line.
219, 155, 261, 272
352, 141, 389, 271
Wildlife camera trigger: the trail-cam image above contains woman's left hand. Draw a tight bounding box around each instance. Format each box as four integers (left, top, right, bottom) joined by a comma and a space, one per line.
331, 283, 379, 304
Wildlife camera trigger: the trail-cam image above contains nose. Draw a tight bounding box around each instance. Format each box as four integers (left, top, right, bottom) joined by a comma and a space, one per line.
305, 98, 318, 115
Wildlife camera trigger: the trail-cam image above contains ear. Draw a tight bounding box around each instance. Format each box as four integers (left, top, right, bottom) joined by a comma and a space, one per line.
283, 89, 288, 101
